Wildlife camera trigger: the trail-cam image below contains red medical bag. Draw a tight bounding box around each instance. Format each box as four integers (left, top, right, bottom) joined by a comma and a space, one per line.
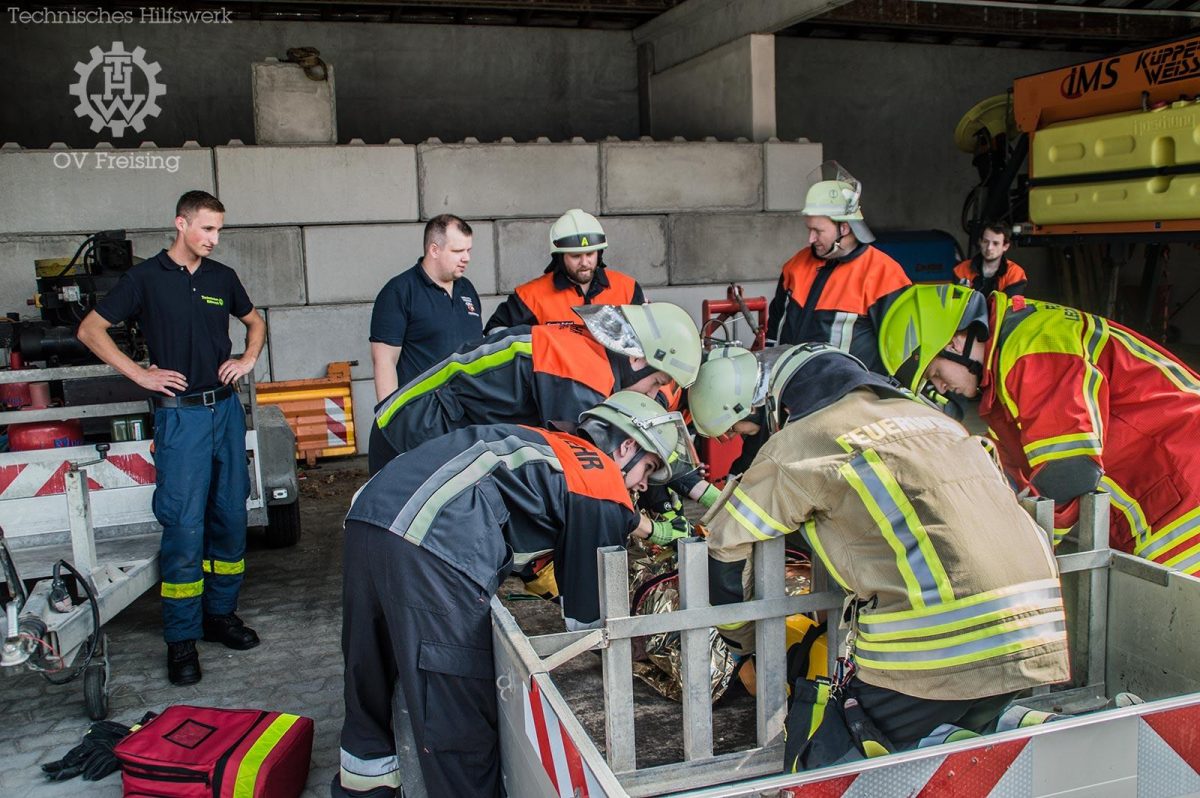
114, 704, 314, 797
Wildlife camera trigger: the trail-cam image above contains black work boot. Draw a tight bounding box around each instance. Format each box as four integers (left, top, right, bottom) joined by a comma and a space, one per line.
167, 640, 201, 686
202, 613, 261, 650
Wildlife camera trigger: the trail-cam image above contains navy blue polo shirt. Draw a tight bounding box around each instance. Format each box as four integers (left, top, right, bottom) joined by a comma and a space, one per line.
95, 250, 254, 392
369, 258, 483, 385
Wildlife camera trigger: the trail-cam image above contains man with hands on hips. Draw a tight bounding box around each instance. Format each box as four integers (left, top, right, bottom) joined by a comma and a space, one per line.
77, 190, 265, 686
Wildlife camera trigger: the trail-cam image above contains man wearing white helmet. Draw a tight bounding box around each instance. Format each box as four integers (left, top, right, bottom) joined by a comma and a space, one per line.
334, 392, 697, 798
484, 208, 645, 332
767, 161, 910, 373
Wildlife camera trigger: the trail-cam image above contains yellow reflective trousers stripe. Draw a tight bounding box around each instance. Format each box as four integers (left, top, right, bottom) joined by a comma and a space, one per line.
233, 714, 301, 797
202, 558, 246, 575
161, 578, 203, 598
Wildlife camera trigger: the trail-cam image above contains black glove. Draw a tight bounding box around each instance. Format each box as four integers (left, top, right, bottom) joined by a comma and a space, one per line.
42, 716, 149, 782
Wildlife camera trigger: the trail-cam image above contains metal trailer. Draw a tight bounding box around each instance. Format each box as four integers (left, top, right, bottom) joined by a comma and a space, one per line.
0, 363, 299, 718
493, 492, 1200, 797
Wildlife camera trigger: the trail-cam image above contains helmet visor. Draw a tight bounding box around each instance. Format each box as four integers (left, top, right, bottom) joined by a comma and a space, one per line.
752, 348, 792, 409
804, 160, 863, 219
633, 409, 699, 484
575, 305, 645, 360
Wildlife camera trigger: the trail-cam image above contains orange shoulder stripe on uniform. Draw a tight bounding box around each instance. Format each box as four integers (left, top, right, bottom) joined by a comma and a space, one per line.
779, 249, 821, 306
515, 273, 573, 325
812, 248, 912, 314
598, 269, 640, 304
999, 262, 1028, 291
532, 326, 616, 396
533, 428, 634, 509
953, 260, 974, 282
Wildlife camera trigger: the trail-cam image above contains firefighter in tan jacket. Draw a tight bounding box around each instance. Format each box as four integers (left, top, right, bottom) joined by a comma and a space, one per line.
691, 343, 1070, 756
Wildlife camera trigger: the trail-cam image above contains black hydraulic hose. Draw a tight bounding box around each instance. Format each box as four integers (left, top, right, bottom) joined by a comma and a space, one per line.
56, 233, 99, 278
40, 559, 101, 685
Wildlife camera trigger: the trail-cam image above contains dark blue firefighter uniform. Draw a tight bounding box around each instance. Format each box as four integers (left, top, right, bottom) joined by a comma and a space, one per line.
334, 425, 642, 798
96, 250, 254, 643
367, 323, 632, 474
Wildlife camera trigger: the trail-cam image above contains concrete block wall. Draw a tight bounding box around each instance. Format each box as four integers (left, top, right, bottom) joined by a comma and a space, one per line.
216, 143, 419, 225
602, 141, 765, 213
0, 139, 820, 454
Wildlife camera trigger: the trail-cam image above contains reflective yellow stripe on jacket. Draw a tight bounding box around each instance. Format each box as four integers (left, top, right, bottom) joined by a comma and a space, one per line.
1023, 432, 1102, 469
839, 449, 953, 609
856, 578, 1067, 671
377, 336, 534, 427
1133, 503, 1200, 575
840, 447, 1067, 672
722, 485, 790, 542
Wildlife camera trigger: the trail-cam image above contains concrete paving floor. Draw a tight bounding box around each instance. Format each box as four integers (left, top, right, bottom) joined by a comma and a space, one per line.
0, 456, 760, 797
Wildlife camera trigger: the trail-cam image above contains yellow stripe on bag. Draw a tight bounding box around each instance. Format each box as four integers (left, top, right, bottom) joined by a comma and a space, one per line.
232, 714, 301, 797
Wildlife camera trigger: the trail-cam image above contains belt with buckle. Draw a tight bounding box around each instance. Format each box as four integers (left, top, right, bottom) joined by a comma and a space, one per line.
154, 384, 234, 409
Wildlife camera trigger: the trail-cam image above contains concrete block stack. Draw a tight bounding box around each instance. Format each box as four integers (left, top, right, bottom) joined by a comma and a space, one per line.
0, 137, 822, 453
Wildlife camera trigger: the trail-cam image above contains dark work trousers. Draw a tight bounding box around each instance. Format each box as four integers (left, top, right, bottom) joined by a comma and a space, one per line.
334, 520, 507, 798
366, 423, 398, 477
850, 679, 1018, 750
368, 391, 459, 475
152, 393, 249, 643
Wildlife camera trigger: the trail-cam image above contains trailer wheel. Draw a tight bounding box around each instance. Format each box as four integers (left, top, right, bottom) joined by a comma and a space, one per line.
84, 661, 109, 720
265, 501, 302, 548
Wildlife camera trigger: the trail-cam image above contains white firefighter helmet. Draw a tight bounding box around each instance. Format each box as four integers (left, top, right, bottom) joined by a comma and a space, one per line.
550, 209, 608, 254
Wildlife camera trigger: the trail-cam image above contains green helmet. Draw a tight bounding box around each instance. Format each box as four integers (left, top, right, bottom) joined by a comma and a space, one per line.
689, 346, 763, 437
578, 390, 698, 484
801, 161, 875, 244
574, 303, 701, 388
878, 284, 991, 393
550, 209, 607, 254
764, 343, 869, 434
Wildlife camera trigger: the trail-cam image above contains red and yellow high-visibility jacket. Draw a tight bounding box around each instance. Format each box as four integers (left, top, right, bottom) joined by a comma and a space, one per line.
768, 244, 911, 373
980, 293, 1200, 575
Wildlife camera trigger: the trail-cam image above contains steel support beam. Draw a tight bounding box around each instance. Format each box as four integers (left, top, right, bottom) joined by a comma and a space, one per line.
635, 0, 850, 72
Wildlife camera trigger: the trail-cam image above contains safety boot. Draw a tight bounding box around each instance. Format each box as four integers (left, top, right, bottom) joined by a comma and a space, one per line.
202, 612, 261, 650
167, 640, 201, 686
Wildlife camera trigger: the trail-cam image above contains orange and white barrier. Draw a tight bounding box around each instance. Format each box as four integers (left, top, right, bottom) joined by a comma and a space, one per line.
255, 362, 357, 465
524, 678, 604, 798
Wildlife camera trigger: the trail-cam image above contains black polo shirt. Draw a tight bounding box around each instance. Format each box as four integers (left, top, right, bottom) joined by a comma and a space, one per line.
369, 258, 483, 385
95, 250, 254, 392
